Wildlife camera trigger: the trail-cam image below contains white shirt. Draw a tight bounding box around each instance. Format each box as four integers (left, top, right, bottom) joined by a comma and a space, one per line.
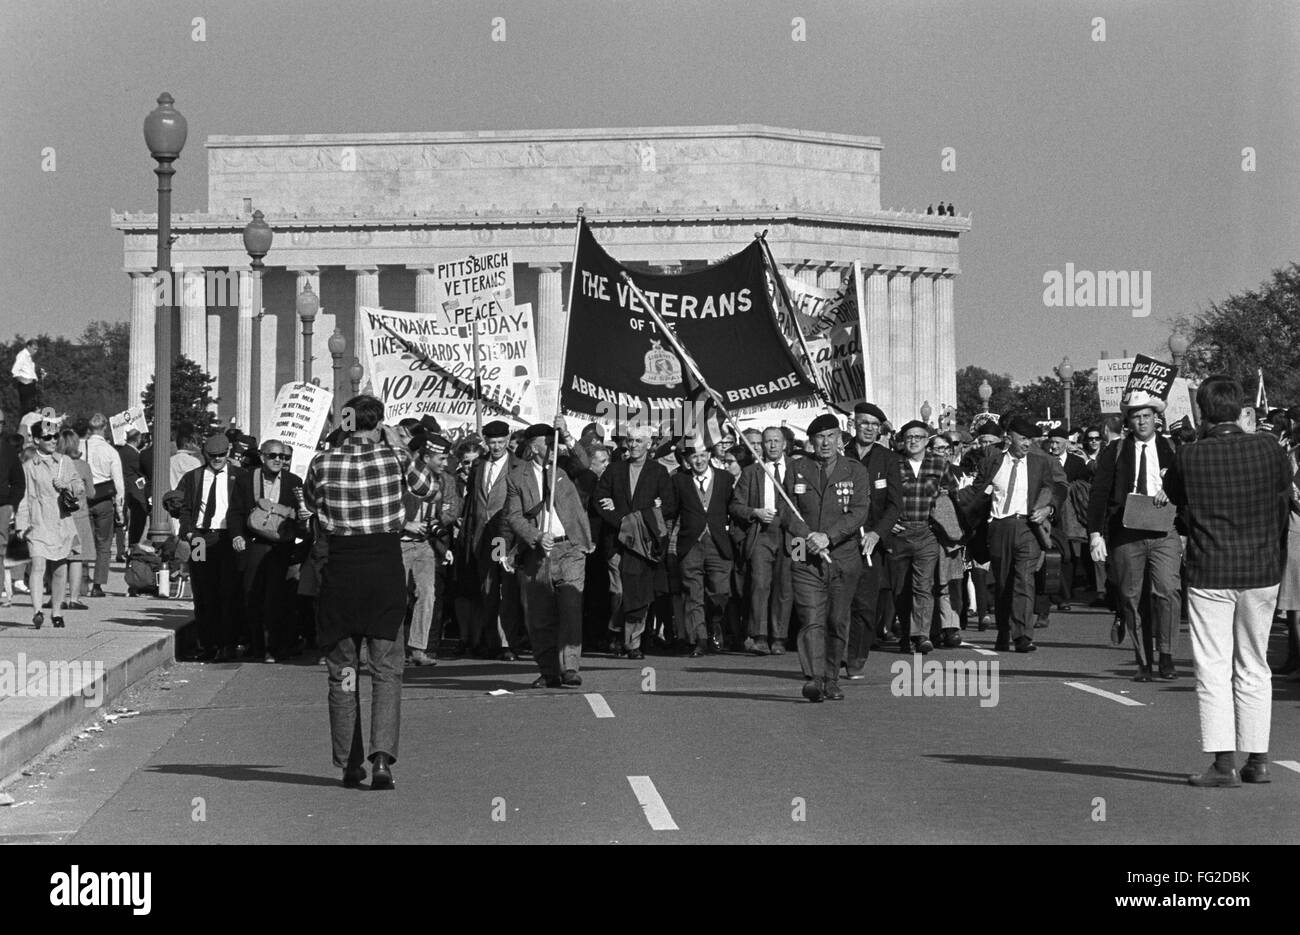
195, 466, 230, 531
170, 450, 202, 491
530, 461, 566, 538
990, 453, 1029, 518
907, 457, 925, 479
1132, 437, 1162, 495
761, 459, 784, 513
11, 347, 37, 382
85, 434, 124, 506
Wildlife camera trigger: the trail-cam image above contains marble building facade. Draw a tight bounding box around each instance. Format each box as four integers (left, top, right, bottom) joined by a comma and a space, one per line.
114, 125, 969, 435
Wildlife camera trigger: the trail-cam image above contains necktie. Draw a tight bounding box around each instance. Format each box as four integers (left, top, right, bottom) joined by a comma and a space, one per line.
697, 474, 708, 506
1137, 443, 1148, 495
774, 462, 783, 487
1007, 458, 1020, 515
201, 471, 219, 529
541, 465, 551, 505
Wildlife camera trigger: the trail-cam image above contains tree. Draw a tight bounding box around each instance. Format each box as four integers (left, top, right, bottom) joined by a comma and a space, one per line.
1173, 263, 1300, 405
141, 355, 218, 440
954, 365, 1016, 426
1010, 368, 1102, 432
1, 322, 130, 424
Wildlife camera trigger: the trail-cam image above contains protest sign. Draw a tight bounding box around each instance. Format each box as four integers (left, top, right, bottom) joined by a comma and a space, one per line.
431, 250, 514, 327
1122, 354, 1177, 401
1096, 357, 1136, 414
109, 406, 148, 445
1165, 377, 1197, 430
261, 381, 333, 481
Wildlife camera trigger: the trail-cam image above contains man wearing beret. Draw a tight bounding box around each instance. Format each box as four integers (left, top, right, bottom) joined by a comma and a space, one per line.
456, 419, 525, 659
505, 424, 594, 687
786, 414, 872, 701
965, 415, 1068, 652
398, 429, 459, 667
843, 402, 904, 674
175, 433, 254, 661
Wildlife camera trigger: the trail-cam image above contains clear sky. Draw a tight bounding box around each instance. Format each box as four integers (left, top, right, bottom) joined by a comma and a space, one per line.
1, 0, 1296, 380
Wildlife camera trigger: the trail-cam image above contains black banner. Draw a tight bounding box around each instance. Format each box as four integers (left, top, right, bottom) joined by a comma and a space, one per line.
561, 220, 817, 419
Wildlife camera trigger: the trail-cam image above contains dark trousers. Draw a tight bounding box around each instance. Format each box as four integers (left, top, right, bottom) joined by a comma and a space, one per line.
242, 540, 293, 655
1112, 530, 1183, 665
189, 532, 242, 649
89, 499, 115, 586
16, 381, 39, 414
680, 535, 732, 644
988, 517, 1040, 642
466, 549, 523, 654
519, 540, 585, 677
127, 498, 148, 546
846, 550, 887, 672
890, 523, 940, 639
792, 557, 861, 683
325, 633, 405, 769
746, 527, 792, 642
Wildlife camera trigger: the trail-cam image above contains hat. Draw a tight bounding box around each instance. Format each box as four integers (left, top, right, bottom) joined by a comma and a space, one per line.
202, 434, 231, 454
898, 420, 930, 439
1122, 390, 1167, 415
482, 420, 511, 438
807, 414, 842, 437
1005, 415, 1042, 439
1047, 426, 1070, 440
583, 421, 605, 438
419, 415, 443, 435
853, 402, 888, 423
425, 433, 451, 455
523, 423, 555, 440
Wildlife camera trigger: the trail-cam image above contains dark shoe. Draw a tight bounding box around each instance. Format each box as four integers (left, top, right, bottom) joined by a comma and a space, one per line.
897, 640, 915, 654
32, 612, 43, 630
1013, 637, 1037, 653
770, 643, 786, 655
1110, 615, 1126, 645
688, 641, 706, 658
52, 616, 65, 629
89, 585, 106, 598
1188, 764, 1240, 788
263, 653, 276, 664
406, 649, 438, 667
66, 600, 88, 610
914, 638, 934, 654
1158, 653, 1177, 680
843, 663, 866, 680
1241, 761, 1271, 784
941, 629, 963, 648
993, 637, 1011, 652
561, 670, 582, 687
708, 636, 722, 654
1055, 602, 1071, 612
370, 754, 394, 790
744, 637, 769, 656
608, 640, 624, 657
823, 680, 845, 701
499, 649, 517, 662
342, 765, 367, 788
801, 678, 824, 703
1033, 614, 1050, 629
977, 615, 993, 632
531, 675, 563, 688
215, 646, 235, 662
626, 648, 645, 660
1133, 666, 1154, 682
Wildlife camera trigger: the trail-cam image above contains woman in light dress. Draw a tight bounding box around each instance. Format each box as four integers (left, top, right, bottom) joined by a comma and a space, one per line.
14, 420, 83, 628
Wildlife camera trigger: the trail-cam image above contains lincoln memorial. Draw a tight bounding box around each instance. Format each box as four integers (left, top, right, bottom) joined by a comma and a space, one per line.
114, 125, 969, 435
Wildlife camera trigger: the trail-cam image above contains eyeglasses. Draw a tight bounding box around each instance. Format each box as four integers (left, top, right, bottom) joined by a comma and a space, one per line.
263, 453, 288, 461
930, 444, 950, 453
1085, 435, 1101, 441
903, 434, 928, 442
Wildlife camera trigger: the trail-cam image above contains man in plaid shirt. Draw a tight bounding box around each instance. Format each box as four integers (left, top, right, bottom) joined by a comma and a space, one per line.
1163, 376, 1292, 788
303, 395, 439, 790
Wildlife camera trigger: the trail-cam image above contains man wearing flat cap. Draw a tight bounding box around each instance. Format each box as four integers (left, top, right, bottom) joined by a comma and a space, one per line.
399, 428, 461, 666
456, 419, 524, 659
505, 423, 594, 687
786, 414, 872, 701
964, 414, 1068, 652
174, 433, 254, 660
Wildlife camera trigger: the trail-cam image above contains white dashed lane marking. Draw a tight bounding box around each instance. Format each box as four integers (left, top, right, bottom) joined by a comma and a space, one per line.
627, 776, 679, 831
584, 693, 615, 718
1064, 681, 1145, 707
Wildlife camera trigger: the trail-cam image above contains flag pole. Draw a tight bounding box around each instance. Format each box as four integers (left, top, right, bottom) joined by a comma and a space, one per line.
544, 208, 585, 534
472, 318, 483, 438
618, 270, 831, 565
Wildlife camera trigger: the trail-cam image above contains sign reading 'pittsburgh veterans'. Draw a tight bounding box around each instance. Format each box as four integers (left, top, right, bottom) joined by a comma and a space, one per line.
561, 220, 816, 420
432, 250, 514, 327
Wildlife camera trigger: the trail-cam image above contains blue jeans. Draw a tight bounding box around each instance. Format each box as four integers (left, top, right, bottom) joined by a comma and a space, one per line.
325, 633, 405, 769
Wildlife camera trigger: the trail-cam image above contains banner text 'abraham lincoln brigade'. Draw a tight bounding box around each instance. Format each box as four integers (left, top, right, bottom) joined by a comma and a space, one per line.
561, 219, 818, 435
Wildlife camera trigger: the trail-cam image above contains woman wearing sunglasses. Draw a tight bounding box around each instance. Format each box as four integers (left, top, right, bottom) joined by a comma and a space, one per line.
15, 420, 84, 628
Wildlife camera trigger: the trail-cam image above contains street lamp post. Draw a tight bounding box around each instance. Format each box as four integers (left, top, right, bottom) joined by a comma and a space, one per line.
920, 400, 932, 426
242, 210, 272, 433
978, 379, 992, 412
1057, 356, 1074, 431
1169, 333, 1190, 371
327, 329, 346, 415
296, 282, 320, 383
143, 92, 186, 547
348, 358, 363, 397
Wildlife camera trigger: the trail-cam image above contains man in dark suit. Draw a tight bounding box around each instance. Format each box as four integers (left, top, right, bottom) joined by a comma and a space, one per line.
455, 419, 524, 659
241, 439, 308, 662
673, 436, 735, 657
786, 414, 872, 701
843, 402, 903, 675
1036, 427, 1090, 622
730, 426, 795, 655
117, 429, 150, 550
964, 415, 1068, 653
594, 423, 678, 659
175, 433, 253, 661
505, 423, 594, 687
1086, 391, 1183, 681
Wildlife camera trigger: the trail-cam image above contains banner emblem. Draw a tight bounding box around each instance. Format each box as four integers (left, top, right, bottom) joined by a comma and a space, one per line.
641, 339, 682, 388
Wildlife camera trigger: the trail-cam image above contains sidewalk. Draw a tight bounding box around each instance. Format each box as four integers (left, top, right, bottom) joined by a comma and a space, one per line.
0, 569, 192, 785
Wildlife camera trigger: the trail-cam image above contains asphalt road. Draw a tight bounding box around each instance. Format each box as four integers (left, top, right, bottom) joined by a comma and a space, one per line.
3, 606, 1298, 844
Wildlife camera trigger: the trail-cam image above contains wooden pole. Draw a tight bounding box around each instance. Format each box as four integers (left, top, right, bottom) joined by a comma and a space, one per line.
544, 208, 585, 533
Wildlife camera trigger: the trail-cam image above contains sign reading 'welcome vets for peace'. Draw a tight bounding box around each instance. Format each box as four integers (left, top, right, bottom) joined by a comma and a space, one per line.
561, 220, 817, 422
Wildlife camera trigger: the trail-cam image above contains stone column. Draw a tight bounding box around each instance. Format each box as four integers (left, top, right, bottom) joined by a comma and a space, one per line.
911, 271, 936, 425
235, 270, 256, 431
412, 267, 437, 317
865, 266, 890, 414
349, 265, 380, 386
888, 269, 915, 426
796, 264, 820, 289
128, 270, 155, 407
288, 267, 320, 382
818, 266, 843, 292
258, 312, 278, 438
532, 265, 565, 411
179, 265, 207, 368
206, 313, 221, 416
934, 272, 957, 419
